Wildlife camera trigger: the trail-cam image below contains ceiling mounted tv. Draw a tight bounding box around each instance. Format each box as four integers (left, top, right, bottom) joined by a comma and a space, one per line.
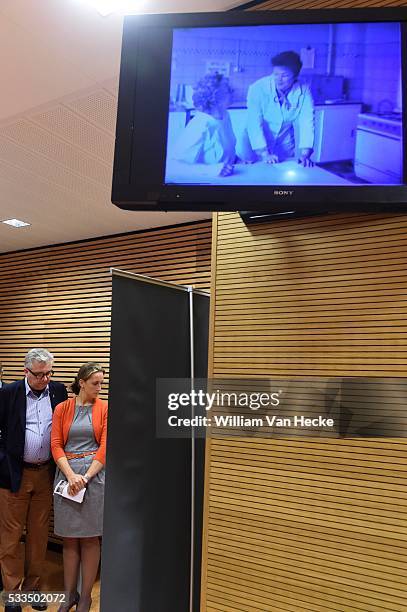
112, 8, 407, 213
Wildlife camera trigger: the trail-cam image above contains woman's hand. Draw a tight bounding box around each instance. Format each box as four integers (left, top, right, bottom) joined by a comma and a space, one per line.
261, 153, 279, 164
254, 148, 279, 164
68, 473, 86, 496
219, 162, 234, 177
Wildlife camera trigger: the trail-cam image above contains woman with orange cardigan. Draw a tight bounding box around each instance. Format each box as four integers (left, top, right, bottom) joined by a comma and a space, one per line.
51, 362, 107, 612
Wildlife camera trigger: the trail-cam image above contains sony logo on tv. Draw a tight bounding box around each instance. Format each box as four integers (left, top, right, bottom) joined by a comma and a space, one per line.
273, 190, 294, 196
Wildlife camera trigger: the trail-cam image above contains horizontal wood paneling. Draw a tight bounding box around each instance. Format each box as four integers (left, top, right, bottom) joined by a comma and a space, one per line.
249, 0, 407, 8
202, 208, 407, 611
0, 221, 211, 388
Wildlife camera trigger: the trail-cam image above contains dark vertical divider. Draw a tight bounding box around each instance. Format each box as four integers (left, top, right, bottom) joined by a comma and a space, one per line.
191, 292, 209, 612
101, 273, 208, 612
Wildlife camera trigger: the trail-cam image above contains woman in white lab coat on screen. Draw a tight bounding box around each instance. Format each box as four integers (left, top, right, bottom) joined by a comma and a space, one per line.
239, 51, 315, 167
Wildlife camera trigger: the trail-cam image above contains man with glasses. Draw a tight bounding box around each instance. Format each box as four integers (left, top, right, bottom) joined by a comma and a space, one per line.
0, 349, 67, 612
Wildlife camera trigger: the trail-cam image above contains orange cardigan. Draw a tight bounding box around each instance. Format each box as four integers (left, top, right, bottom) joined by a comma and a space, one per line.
51, 397, 108, 465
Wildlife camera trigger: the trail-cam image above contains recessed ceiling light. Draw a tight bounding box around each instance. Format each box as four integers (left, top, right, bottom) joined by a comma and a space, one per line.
79, 0, 146, 16
2, 218, 31, 228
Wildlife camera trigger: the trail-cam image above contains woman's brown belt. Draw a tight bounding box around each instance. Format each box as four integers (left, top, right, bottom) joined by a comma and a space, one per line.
65, 450, 97, 460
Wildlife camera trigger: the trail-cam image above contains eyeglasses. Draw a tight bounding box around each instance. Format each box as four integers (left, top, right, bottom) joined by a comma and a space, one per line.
27, 368, 54, 380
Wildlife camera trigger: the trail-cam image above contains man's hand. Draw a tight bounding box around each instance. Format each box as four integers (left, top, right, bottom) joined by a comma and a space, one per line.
298, 148, 314, 167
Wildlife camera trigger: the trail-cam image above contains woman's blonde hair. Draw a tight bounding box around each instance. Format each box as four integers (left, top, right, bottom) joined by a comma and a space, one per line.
71, 362, 104, 395
192, 73, 233, 113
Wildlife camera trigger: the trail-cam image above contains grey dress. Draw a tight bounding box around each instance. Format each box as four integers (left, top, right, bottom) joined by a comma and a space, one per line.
53, 403, 105, 537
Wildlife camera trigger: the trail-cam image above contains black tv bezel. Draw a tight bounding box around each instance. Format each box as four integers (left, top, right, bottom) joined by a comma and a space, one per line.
112, 8, 407, 213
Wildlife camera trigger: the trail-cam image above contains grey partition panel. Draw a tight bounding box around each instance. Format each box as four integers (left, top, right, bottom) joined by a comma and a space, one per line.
101, 274, 208, 612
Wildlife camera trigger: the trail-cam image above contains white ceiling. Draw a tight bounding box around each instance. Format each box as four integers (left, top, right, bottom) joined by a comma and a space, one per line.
0, 0, 244, 253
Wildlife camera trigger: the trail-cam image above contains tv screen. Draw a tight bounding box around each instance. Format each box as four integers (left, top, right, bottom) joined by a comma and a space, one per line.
112, 8, 407, 212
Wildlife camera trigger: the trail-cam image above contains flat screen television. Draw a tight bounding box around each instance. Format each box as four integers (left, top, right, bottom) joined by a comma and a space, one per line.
112, 8, 407, 215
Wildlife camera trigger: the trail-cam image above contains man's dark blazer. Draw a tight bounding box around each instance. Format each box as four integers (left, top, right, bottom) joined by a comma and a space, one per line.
0, 379, 68, 493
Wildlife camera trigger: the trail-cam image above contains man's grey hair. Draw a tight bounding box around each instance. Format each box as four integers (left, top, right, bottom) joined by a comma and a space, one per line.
25, 348, 54, 368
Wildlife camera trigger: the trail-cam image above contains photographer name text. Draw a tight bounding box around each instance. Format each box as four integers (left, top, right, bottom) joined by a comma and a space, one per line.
168, 414, 335, 428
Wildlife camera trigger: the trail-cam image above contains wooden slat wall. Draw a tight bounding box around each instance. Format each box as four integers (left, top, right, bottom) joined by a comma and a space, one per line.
247, 0, 407, 8
202, 211, 407, 611
0, 220, 211, 390
201, 2, 407, 607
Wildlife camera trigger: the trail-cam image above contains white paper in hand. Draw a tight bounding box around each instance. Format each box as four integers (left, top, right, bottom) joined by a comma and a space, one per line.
54, 480, 86, 503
